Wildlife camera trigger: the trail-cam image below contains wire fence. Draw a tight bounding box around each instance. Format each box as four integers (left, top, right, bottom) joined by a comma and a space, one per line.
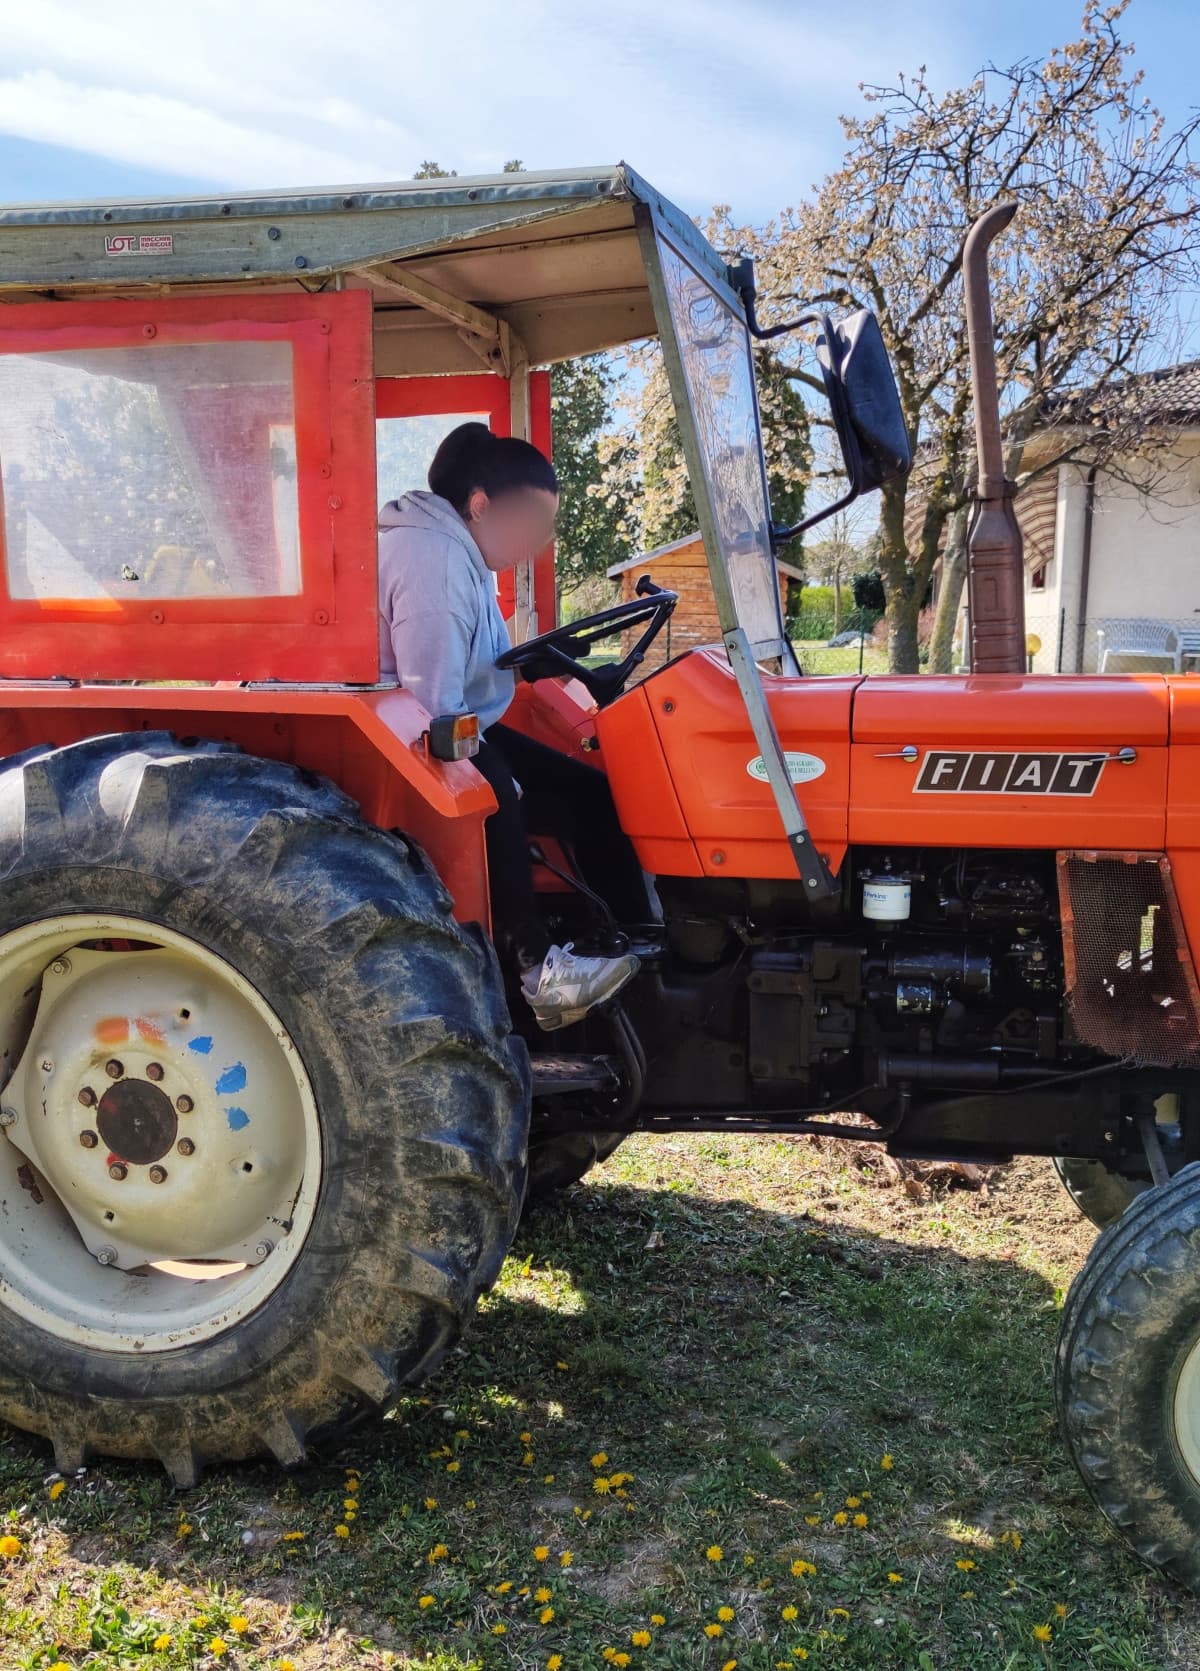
789, 608, 1200, 676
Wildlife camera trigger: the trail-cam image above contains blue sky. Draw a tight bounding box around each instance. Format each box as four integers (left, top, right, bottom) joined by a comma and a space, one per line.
0, 0, 1195, 227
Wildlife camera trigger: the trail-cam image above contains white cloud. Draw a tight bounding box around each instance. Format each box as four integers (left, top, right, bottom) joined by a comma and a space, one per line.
0, 0, 969, 219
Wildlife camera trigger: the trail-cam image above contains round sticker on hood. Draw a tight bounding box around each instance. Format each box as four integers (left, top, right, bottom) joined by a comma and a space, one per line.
746, 752, 827, 785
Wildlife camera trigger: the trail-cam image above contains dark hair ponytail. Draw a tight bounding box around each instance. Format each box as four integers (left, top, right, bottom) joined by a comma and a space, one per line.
428, 420, 557, 517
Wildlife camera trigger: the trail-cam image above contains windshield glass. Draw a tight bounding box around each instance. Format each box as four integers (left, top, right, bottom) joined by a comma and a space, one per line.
653, 230, 785, 656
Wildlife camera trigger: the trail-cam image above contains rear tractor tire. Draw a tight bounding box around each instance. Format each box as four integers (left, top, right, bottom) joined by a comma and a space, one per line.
0, 731, 529, 1486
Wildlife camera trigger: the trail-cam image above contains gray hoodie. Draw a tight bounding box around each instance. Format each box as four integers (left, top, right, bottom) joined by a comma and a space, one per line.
378, 490, 515, 732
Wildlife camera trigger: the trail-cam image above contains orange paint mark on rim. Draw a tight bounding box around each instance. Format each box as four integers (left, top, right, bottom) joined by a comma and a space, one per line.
135, 1016, 165, 1044
94, 1016, 129, 1045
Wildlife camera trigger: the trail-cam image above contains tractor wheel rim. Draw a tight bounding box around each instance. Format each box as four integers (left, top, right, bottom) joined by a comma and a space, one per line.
0, 913, 321, 1353
1174, 1333, 1200, 1485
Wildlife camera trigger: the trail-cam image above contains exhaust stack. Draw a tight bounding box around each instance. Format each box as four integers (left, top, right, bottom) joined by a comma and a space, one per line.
963, 202, 1026, 674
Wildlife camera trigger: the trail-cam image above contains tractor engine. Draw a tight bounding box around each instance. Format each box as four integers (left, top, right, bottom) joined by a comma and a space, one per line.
648, 849, 1068, 1113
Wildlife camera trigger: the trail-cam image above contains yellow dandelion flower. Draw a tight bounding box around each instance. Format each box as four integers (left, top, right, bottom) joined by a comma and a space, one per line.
881, 1454, 894, 1470
1033, 1624, 1052, 1643
344, 1497, 358, 1511
279, 1662, 297, 1671
706, 1544, 724, 1562
649, 1613, 665, 1625
534, 1586, 552, 1603
428, 1542, 449, 1563
534, 1544, 550, 1561
559, 1551, 573, 1566
804, 1515, 820, 1526
230, 1615, 250, 1634
523, 1450, 536, 1466
492, 1621, 508, 1635
593, 1476, 611, 1494
556, 1360, 570, 1370
792, 1559, 816, 1578
465, 1499, 477, 1510
744, 1553, 755, 1566
845, 1496, 861, 1508
540, 1606, 555, 1624
456, 1428, 470, 1439
782, 1605, 799, 1621
794, 1652, 809, 1662
177, 1520, 193, 1537
548, 1658, 564, 1671
48, 1479, 66, 1501
1054, 1603, 1068, 1618
446, 1460, 460, 1473
153, 1634, 172, 1651
591, 1451, 609, 1468
956, 1559, 976, 1572
344, 1510, 356, 1522
334, 1523, 350, 1539
722, 1661, 738, 1671
961, 1590, 976, 1600
887, 1572, 903, 1584
852, 1513, 868, 1529
544, 1474, 556, 1484
424, 1497, 438, 1510
0, 1535, 23, 1558
717, 1605, 735, 1622
612, 1656, 631, 1669
494, 1580, 513, 1594
705, 1622, 724, 1638
418, 1595, 436, 1610
209, 1639, 228, 1658
830, 1608, 850, 1620
518, 1584, 531, 1596
520, 1430, 532, 1444
832, 1512, 848, 1527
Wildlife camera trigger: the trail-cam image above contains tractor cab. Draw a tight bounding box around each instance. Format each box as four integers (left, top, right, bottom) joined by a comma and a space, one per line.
0, 163, 908, 896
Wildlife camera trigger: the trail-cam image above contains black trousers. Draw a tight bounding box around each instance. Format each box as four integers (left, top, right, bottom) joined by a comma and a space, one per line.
472, 722, 649, 970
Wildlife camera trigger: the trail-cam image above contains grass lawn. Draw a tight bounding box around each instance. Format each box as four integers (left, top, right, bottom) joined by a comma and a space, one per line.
1, 1136, 1194, 1670
791, 640, 889, 676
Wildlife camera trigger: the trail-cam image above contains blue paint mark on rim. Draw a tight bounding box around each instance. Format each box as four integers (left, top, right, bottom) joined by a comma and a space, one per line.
225, 1106, 250, 1131
187, 1035, 214, 1055
216, 1061, 248, 1095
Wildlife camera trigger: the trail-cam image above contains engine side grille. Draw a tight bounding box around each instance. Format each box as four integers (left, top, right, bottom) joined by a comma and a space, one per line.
1057, 851, 1200, 1067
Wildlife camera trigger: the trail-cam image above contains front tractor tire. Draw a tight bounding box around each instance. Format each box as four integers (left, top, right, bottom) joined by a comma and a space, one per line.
1057, 1164, 1200, 1588
0, 731, 529, 1486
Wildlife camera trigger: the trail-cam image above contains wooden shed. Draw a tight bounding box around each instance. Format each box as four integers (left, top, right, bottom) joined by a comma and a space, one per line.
607, 531, 804, 678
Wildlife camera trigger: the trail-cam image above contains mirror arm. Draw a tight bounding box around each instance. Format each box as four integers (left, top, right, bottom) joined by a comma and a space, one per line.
770, 484, 860, 551
727, 256, 816, 341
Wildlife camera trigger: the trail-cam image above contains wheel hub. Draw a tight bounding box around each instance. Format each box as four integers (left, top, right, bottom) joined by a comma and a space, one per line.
96, 1076, 178, 1166
1, 939, 311, 1272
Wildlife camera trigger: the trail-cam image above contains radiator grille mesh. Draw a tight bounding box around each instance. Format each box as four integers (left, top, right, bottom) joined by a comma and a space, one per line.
1057, 851, 1200, 1067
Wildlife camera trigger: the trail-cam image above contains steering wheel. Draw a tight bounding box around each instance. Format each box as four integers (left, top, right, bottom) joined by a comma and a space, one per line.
496, 576, 678, 705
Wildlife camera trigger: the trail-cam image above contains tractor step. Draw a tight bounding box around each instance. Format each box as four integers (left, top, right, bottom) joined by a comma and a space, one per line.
531, 1054, 620, 1096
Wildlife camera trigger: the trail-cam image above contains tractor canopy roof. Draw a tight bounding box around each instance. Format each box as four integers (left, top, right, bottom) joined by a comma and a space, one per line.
0, 162, 731, 377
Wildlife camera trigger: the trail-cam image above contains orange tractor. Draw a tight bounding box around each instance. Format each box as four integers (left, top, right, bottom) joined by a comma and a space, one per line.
0, 168, 1195, 1584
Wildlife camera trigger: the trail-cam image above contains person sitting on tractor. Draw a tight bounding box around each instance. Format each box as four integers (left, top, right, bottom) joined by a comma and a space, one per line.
378, 421, 643, 1031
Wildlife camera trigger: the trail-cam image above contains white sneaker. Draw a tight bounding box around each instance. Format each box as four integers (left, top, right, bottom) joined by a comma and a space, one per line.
521, 941, 639, 1032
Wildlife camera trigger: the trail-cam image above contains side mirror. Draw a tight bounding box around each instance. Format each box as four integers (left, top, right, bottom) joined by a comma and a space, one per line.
817, 310, 911, 493
771, 309, 911, 547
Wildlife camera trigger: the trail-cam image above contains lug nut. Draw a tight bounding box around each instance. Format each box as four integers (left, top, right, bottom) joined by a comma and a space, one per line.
108, 1161, 127, 1181
77, 1086, 96, 1107
79, 1129, 98, 1148
148, 1164, 168, 1184
255, 1240, 273, 1260
177, 1137, 195, 1156
40, 1058, 53, 1073
176, 1094, 193, 1113
0, 1107, 15, 1128
145, 1061, 164, 1082
105, 1059, 123, 1079
96, 1246, 118, 1266
49, 958, 70, 976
